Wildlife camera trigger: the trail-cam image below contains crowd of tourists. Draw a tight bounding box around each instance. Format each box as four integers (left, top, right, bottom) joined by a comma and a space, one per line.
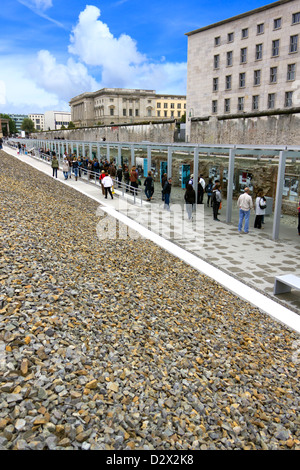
27, 147, 300, 236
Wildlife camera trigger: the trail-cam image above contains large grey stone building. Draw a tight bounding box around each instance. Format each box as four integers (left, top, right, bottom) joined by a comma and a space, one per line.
185, 0, 300, 142
69, 88, 186, 127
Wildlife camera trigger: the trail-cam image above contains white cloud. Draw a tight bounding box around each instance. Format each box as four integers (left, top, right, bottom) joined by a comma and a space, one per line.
30, 50, 100, 100
1, 5, 186, 115
0, 55, 69, 114
68, 5, 187, 94
68, 6, 146, 69
18, 0, 53, 11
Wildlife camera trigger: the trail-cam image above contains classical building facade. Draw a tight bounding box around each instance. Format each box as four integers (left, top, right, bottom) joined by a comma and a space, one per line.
69, 88, 186, 127
185, 0, 300, 142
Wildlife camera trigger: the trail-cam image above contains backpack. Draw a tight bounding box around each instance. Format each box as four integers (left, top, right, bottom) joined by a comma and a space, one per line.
259, 198, 267, 210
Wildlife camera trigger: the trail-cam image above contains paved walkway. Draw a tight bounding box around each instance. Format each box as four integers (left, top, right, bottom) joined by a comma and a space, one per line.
3, 144, 300, 334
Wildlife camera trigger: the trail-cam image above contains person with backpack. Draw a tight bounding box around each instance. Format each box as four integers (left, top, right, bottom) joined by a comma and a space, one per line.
205, 178, 214, 207
184, 183, 196, 220
162, 177, 172, 210
51, 153, 59, 178
144, 171, 154, 201
212, 183, 222, 221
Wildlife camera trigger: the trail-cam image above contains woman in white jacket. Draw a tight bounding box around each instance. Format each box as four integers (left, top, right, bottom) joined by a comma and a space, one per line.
62, 157, 69, 180
102, 173, 114, 199
254, 190, 266, 229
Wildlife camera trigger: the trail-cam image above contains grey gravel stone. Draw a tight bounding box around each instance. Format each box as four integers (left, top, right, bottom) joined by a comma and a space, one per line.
0, 150, 299, 450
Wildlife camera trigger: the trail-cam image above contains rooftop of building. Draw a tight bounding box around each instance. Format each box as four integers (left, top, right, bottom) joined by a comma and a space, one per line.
185, 0, 294, 36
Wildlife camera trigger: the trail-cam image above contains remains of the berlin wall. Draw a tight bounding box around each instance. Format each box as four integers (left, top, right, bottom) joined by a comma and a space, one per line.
34, 121, 177, 144
189, 112, 300, 146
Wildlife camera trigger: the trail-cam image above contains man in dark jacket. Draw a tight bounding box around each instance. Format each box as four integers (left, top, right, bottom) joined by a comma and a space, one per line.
163, 178, 172, 210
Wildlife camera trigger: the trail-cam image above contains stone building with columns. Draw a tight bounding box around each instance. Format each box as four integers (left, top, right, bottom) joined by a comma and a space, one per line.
69, 88, 186, 127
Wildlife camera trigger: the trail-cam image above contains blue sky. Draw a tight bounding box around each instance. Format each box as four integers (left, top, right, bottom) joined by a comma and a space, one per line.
0, 0, 269, 114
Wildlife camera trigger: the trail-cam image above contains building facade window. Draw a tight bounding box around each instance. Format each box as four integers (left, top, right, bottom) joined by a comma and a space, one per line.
292, 12, 300, 24
227, 51, 233, 66
214, 54, 220, 68
287, 63, 296, 81
274, 18, 282, 29
240, 47, 247, 63
242, 28, 248, 39
272, 39, 280, 56
228, 32, 234, 42
213, 77, 219, 91
256, 43, 263, 60
290, 35, 298, 53
254, 69, 261, 85
239, 72, 246, 87
257, 23, 264, 34
270, 66, 278, 83
224, 98, 231, 113
157, 102, 161, 108
123, 109, 126, 116
268, 93, 275, 109
252, 95, 259, 110
225, 75, 232, 90
285, 91, 293, 107
215, 36, 221, 46
238, 97, 244, 111
212, 100, 218, 113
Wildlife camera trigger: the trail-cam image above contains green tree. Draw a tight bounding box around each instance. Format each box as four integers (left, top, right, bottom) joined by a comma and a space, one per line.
180, 113, 186, 123
21, 118, 35, 134
68, 121, 75, 129
0, 114, 17, 135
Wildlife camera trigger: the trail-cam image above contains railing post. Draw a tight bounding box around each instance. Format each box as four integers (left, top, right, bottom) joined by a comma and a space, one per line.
226, 146, 236, 224
272, 150, 287, 240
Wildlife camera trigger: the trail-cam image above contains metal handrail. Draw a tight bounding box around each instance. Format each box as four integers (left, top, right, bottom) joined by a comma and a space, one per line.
5, 141, 145, 205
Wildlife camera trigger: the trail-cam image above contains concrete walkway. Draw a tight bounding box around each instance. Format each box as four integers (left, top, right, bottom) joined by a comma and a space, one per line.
3, 144, 300, 334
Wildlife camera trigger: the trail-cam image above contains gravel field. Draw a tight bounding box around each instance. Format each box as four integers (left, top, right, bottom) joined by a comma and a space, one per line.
0, 150, 299, 451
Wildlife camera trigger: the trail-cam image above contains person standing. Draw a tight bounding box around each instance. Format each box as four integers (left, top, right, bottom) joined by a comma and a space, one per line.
184, 183, 196, 220
198, 174, 205, 204
144, 171, 154, 201
205, 178, 213, 207
254, 190, 266, 229
99, 170, 106, 195
124, 166, 130, 192
117, 166, 123, 187
102, 172, 114, 199
62, 156, 69, 180
130, 166, 139, 195
163, 177, 172, 210
51, 153, 59, 178
237, 187, 253, 233
72, 157, 79, 181
212, 183, 222, 221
